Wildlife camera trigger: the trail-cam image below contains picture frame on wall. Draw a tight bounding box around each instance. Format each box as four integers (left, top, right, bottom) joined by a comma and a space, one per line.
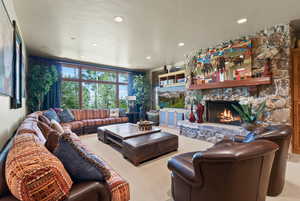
0, 0, 14, 97
11, 20, 22, 109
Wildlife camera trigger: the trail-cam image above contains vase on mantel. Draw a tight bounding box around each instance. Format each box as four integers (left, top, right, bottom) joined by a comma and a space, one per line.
196, 103, 204, 123
189, 105, 196, 123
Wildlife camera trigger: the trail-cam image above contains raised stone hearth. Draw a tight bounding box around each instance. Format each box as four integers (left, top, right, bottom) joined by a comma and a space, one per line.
178, 121, 248, 143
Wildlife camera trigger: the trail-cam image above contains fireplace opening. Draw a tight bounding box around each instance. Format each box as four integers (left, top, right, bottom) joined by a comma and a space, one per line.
206, 100, 242, 125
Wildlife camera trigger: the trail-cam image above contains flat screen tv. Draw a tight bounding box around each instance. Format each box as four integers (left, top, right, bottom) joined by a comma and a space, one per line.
158, 86, 185, 109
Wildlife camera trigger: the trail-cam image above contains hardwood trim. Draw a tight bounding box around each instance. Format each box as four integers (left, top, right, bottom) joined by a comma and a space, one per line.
292, 50, 300, 154
189, 77, 272, 90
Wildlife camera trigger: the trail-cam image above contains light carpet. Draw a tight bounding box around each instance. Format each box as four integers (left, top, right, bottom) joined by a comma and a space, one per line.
80, 128, 300, 201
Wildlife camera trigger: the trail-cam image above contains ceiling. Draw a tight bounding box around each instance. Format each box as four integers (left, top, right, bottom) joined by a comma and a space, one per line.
12, 0, 300, 70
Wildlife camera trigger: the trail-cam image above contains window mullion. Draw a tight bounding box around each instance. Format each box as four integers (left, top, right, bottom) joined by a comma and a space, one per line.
79, 67, 83, 109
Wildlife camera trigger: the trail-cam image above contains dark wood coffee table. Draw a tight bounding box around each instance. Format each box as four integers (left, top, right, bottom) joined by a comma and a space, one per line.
97, 123, 178, 166
99, 123, 161, 148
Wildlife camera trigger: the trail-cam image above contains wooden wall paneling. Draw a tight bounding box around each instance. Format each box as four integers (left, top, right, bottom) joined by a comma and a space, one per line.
292, 49, 300, 154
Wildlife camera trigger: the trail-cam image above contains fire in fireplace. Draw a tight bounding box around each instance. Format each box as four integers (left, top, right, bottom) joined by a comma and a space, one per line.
206, 100, 242, 125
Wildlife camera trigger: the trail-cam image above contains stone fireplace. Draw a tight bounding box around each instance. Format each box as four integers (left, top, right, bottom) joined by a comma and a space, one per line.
206, 101, 242, 125
184, 24, 293, 125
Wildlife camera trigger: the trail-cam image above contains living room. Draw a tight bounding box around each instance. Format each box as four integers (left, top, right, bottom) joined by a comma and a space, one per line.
1, 0, 300, 201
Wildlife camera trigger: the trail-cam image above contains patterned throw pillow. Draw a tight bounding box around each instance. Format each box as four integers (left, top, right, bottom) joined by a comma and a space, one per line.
44, 109, 61, 123
39, 114, 51, 126
17, 119, 46, 144
46, 130, 62, 152
119, 108, 127, 117
51, 119, 65, 134
5, 134, 73, 201
38, 121, 54, 139
53, 132, 111, 182
59, 109, 75, 123
110, 109, 119, 118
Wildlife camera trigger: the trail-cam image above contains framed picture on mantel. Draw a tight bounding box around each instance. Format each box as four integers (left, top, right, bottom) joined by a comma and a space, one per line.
11, 20, 23, 109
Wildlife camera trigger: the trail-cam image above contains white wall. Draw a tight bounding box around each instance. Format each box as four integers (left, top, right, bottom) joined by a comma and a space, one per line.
0, 0, 27, 150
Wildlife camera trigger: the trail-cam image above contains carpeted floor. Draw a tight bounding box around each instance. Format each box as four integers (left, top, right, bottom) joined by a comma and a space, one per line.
80, 128, 300, 201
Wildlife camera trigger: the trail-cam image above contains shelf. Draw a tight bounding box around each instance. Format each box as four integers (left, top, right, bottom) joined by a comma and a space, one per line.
160, 83, 185, 88
158, 70, 185, 79
189, 77, 272, 90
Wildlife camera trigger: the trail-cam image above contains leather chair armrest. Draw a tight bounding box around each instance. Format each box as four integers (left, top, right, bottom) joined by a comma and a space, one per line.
168, 153, 202, 186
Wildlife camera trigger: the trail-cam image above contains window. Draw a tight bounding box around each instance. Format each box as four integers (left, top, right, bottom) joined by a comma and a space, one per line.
82, 82, 116, 109
119, 73, 128, 83
61, 64, 129, 109
61, 81, 80, 109
62, 66, 79, 79
119, 85, 128, 109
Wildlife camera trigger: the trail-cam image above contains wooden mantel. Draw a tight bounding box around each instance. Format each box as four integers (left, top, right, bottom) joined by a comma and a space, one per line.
189, 77, 272, 90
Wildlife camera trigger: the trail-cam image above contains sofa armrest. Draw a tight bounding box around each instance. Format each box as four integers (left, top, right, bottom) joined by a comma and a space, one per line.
0, 195, 19, 201
66, 182, 110, 201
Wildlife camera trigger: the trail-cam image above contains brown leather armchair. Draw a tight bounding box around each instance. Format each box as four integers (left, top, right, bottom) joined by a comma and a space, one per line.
234, 125, 292, 196
168, 140, 279, 201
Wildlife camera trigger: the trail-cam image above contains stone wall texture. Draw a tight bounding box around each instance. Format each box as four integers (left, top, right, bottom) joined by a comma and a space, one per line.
186, 24, 293, 125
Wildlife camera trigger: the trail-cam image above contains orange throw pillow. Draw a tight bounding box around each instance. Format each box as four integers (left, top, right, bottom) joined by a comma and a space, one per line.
5, 134, 73, 201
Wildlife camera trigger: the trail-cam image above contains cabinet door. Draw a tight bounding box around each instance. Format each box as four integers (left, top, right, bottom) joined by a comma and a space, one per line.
168, 112, 175, 127
293, 51, 300, 154
160, 111, 167, 125
176, 112, 185, 128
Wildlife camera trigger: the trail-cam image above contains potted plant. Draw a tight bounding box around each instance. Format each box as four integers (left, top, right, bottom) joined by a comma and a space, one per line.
232, 101, 266, 131
27, 64, 58, 112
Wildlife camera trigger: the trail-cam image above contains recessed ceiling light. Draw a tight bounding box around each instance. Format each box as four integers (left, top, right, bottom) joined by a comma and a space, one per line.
114, 16, 124, 22
178, 42, 185, 47
146, 56, 151, 60
71, 36, 76, 40
92, 43, 97, 46
237, 18, 247, 24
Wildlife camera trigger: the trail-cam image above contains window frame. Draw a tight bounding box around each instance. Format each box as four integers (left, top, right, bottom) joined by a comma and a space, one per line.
61, 63, 129, 109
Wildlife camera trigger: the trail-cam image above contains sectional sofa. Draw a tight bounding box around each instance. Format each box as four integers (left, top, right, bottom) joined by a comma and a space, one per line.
0, 110, 130, 201
63, 109, 128, 135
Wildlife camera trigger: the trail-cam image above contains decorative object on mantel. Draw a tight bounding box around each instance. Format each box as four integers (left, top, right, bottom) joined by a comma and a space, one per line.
232, 101, 266, 131
257, 46, 280, 78
186, 39, 253, 88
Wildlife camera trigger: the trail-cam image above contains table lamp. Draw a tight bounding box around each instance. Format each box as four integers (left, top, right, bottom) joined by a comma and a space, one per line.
126, 96, 136, 112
